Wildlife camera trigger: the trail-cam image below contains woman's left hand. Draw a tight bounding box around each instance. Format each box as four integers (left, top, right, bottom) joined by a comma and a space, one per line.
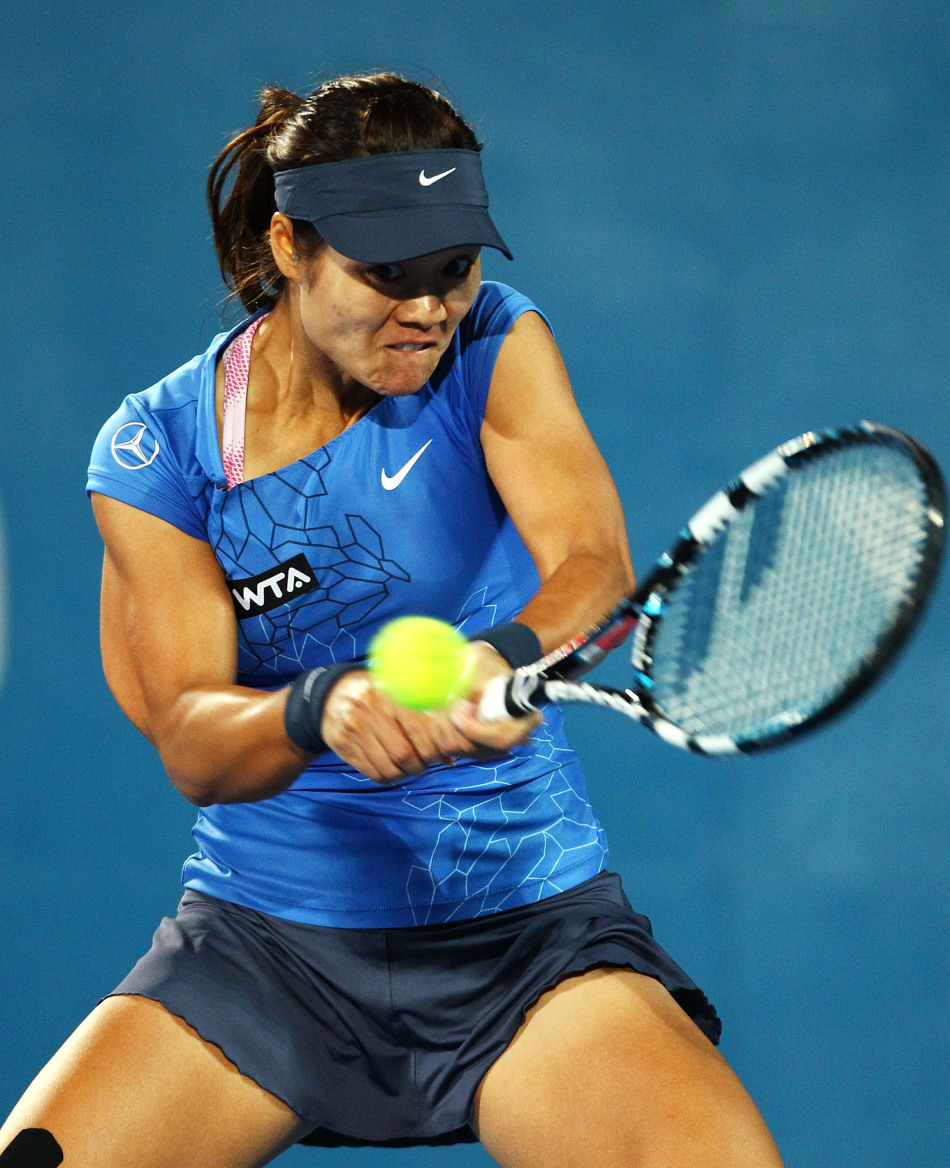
319, 641, 540, 784
380, 639, 543, 776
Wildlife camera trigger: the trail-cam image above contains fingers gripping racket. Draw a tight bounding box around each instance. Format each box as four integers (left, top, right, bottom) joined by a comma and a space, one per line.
479, 422, 946, 755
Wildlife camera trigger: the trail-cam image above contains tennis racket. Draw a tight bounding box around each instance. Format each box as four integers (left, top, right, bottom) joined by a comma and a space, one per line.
478, 422, 946, 755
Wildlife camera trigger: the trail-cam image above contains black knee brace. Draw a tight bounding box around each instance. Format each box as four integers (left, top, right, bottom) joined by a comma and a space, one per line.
0, 1130, 63, 1167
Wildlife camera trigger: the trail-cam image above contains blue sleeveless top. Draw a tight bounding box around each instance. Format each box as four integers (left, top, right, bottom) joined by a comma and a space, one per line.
87, 283, 610, 926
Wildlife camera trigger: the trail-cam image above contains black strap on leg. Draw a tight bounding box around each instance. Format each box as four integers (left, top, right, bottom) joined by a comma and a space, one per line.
0, 1130, 64, 1167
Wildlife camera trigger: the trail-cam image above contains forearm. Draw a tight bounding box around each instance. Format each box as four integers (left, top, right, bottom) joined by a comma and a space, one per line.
516, 550, 634, 653
151, 554, 625, 803
155, 684, 309, 806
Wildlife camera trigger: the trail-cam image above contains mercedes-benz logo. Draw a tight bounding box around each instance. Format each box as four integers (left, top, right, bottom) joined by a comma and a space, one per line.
111, 421, 160, 469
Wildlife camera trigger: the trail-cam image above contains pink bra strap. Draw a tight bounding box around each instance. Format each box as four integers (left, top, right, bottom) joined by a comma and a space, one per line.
221, 315, 267, 489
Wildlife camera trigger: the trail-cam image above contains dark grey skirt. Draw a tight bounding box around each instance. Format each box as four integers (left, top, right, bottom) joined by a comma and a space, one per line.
108, 871, 720, 1148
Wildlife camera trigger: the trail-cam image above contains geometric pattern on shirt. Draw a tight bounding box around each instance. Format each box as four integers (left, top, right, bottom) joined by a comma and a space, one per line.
399, 715, 610, 925
209, 449, 410, 681
340, 585, 611, 923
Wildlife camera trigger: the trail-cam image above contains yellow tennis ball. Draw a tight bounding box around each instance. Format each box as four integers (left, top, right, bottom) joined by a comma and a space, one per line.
368, 616, 474, 710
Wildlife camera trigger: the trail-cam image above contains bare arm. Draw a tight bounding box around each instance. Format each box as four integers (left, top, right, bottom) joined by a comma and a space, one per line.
93, 495, 508, 796
479, 310, 635, 651
323, 313, 631, 761
92, 494, 313, 806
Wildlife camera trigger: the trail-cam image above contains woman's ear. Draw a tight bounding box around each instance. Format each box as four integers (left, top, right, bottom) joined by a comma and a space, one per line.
269, 212, 303, 279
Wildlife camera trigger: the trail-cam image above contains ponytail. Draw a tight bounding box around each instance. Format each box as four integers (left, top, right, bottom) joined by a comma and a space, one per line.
208, 87, 306, 313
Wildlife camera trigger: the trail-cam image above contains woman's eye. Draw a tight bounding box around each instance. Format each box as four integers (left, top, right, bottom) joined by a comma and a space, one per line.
370, 264, 404, 283
443, 257, 474, 278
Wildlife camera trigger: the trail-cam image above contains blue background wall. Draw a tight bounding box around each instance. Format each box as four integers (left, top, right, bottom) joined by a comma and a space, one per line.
1, 3, 948, 1164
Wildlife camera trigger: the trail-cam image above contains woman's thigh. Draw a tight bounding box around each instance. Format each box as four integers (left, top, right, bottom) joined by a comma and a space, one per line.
473, 968, 784, 1168
0, 995, 312, 1168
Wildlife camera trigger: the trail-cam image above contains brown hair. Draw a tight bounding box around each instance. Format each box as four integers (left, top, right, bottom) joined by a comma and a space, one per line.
208, 74, 481, 313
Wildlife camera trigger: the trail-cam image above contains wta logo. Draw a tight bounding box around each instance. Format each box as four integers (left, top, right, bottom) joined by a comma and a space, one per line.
228, 554, 318, 618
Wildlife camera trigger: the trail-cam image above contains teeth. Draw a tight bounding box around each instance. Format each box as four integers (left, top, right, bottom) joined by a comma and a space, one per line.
391, 343, 428, 351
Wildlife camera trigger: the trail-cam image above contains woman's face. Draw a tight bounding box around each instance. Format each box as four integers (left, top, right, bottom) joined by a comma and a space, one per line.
296, 244, 482, 397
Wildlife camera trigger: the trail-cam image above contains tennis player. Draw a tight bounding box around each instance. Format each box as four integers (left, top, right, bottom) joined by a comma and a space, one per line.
0, 74, 784, 1167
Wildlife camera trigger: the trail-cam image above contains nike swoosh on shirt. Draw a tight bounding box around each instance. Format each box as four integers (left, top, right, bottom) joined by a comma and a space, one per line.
418, 167, 457, 186
381, 440, 433, 490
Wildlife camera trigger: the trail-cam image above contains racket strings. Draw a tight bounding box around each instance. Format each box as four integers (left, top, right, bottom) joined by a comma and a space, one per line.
649, 444, 932, 740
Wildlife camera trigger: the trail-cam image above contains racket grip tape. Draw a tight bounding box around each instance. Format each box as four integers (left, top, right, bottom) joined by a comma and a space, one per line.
478, 671, 546, 721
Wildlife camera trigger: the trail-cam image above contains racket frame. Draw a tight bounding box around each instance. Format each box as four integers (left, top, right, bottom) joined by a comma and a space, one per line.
490, 422, 946, 755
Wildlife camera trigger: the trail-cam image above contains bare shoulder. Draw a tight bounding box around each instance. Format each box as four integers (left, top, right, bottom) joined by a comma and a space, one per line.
483, 310, 578, 436
91, 492, 225, 584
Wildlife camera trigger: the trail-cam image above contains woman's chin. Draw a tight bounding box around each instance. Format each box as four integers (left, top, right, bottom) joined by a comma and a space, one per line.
368, 364, 439, 397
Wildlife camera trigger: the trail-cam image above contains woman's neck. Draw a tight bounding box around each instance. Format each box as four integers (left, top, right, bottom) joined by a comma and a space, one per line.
252, 295, 380, 426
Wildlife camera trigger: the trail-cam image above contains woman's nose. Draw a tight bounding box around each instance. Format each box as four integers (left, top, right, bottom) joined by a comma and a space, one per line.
395, 294, 448, 327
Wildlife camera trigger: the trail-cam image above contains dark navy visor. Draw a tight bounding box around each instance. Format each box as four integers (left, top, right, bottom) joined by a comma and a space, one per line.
273, 149, 513, 264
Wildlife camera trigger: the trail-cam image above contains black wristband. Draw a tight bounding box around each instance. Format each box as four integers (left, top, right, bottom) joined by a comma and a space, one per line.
284, 662, 364, 754
468, 621, 543, 670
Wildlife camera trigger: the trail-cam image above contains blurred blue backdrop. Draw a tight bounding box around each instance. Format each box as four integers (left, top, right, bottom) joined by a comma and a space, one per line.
1, 2, 948, 1165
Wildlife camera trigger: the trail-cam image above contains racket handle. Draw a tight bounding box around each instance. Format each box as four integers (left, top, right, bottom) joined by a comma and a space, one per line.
478, 671, 546, 721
